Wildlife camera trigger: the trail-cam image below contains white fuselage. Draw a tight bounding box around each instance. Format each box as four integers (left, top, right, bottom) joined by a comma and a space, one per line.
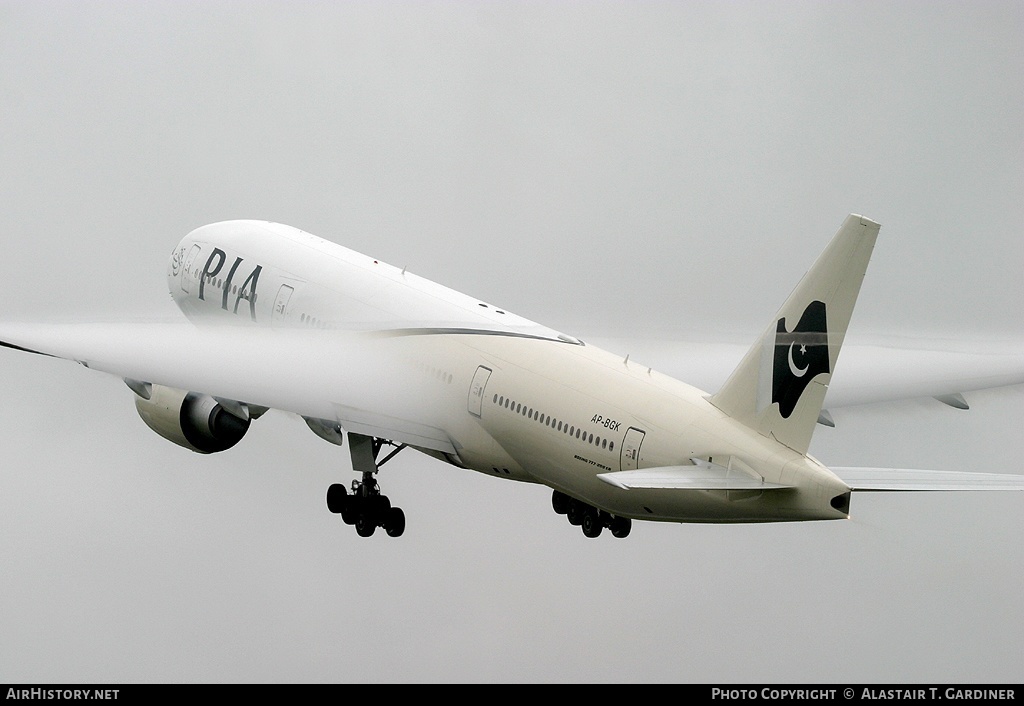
167, 221, 850, 523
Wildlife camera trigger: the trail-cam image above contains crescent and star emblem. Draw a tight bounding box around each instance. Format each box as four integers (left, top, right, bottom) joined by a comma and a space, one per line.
771, 300, 830, 419
788, 342, 809, 377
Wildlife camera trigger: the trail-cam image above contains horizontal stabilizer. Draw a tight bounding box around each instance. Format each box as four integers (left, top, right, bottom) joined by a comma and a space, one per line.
597, 463, 792, 491
832, 467, 1024, 491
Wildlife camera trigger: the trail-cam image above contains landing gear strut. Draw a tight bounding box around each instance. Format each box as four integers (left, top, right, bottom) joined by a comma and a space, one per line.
326, 433, 407, 538
551, 490, 631, 538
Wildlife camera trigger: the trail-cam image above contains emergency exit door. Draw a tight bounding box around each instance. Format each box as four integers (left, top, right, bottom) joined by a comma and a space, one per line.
619, 427, 646, 471
467, 366, 492, 418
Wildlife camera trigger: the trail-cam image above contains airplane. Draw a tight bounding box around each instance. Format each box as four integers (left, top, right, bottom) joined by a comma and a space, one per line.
2, 214, 1023, 539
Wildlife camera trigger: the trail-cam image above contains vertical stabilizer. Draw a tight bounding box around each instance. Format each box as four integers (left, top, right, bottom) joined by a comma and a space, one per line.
709, 214, 879, 454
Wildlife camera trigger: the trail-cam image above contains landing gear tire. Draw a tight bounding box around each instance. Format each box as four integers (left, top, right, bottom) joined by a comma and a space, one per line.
372, 494, 392, 515
610, 516, 632, 538
385, 507, 406, 537
551, 490, 571, 515
326, 483, 348, 514
581, 508, 603, 538
566, 500, 584, 526
355, 513, 376, 537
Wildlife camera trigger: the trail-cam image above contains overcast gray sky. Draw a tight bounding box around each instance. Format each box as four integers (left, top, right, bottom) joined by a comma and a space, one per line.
1, 1, 1021, 683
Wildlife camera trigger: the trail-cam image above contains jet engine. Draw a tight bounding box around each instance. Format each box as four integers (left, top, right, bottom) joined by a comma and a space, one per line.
132, 383, 252, 454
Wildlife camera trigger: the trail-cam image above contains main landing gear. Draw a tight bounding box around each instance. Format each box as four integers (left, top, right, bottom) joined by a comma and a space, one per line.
551, 490, 631, 538
326, 433, 407, 538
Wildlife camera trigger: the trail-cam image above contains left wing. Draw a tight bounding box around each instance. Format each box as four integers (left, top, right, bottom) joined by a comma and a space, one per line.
0, 321, 457, 455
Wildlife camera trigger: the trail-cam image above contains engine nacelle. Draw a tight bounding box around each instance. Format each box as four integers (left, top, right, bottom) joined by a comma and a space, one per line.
134, 384, 251, 454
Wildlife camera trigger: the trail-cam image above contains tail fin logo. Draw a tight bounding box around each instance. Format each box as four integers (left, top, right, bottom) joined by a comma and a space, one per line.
772, 300, 830, 418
